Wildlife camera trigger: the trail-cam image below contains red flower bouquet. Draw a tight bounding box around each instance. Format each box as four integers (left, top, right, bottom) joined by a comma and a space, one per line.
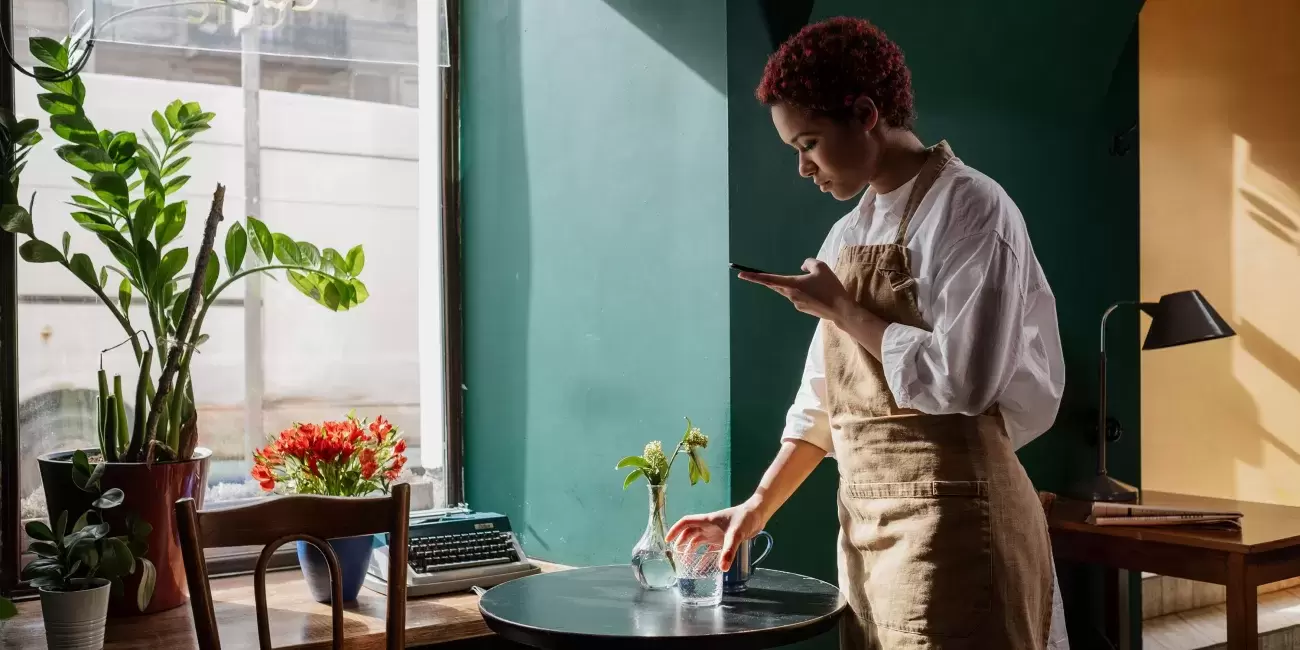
251, 412, 408, 497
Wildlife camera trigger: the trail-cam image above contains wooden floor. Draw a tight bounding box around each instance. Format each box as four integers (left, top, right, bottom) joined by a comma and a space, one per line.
1144, 586, 1300, 649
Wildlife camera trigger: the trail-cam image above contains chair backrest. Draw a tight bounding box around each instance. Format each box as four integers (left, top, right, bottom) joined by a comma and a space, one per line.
175, 483, 410, 650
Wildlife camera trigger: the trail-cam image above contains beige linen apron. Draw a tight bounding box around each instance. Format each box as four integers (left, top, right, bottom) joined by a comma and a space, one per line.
828, 141, 1054, 649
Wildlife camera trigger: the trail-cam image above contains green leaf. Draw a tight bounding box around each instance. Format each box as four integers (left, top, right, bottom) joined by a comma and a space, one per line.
37, 92, 79, 116
248, 217, 274, 263
165, 100, 183, 129
623, 468, 644, 490
321, 281, 341, 310
157, 248, 189, 286
296, 242, 320, 267
50, 113, 99, 146
164, 175, 190, 196
170, 291, 188, 331
135, 147, 161, 178
93, 488, 125, 510
0, 597, 17, 620
72, 511, 89, 533
181, 102, 201, 122
25, 519, 55, 542
69, 253, 97, 288
224, 222, 247, 274
27, 541, 59, 558
57, 144, 115, 174
132, 198, 158, 248
107, 132, 138, 163
132, 518, 152, 540
29, 36, 68, 70
71, 77, 86, 104
81, 522, 109, 539
273, 233, 301, 265
19, 240, 63, 263
346, 245, 365, 276
349, 279, 369, 306
151, 111, 171, 144
62, 232, 71, 257
78, 547, 99, 571
118, 278, 132, 312
34, 66, 74, 96
84, 461, 107, 492
323, 248, 348, 277
161, 156, 190, 178
97, 537, 133, 579
71, 211, 118, 236
55, 511, 69, 540
70, 194, 109, 212
0, 205, 33, 237
90, 171, 130, 212
137, 241, 159, 283
615, 456, 650, 470
137, 558, 156, 611
155, 202, 186, 247
203, 256, 220, 296
286, 270, 317, 299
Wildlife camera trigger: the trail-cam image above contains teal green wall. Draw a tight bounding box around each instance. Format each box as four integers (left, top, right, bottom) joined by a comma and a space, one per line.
726, 2, 1143, 648
461, 0, 731, 567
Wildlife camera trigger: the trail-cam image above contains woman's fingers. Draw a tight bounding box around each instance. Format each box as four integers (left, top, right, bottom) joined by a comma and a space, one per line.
719, 525, 741, 572
667, 515, 707, 542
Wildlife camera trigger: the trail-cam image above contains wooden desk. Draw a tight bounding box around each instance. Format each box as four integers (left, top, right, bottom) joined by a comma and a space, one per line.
1049, 491, 1300, 650
1, 564, 565, 649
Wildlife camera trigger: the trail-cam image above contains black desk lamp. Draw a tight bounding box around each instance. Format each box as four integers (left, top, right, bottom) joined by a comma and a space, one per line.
1073, 290, 1235, 503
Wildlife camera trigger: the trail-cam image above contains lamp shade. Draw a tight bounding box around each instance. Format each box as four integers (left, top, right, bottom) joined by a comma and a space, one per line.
1140, 290, 1235, 350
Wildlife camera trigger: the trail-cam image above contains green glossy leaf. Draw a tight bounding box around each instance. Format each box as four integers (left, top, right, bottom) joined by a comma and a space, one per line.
19, 240, 63, 263
93, 488, 125, 510
286, 270, 317, 300
78, 546, 99, 570
62, 232, 71, 257
164, 175, 189, 196
118, 279, 132, 313
224, 222, 247, 274
37, 92, 79, 116
69, 253, 97, 288
81, 522, 109, 539
296, 242, 321, 268
29, 37, 68, 70
70, 211, 117, 236
273, 233, 301, 265
0, 205, 33, 237
151, 111, 171, 144
157, 248, 189, 285
132, 198, 158, 248
34, 66, 74, 96
203, 256, 220, 296
322, 248, 348, 277
623, 468, 644, 490
71, 76, 86, 104
170, 291, 188, 331
165, 100, 183, 129
248, 217, 274, 264
97, 537, 133, 579
349, 279, 369, 306
99, 267, 108, 288
346, 245, 365, 276
55, 511, 69, 540
137, 241, 159, 285
84, 461, 106, 492
137, 558, 156, 611
50, 113, 99, 146
161, 156, 190, 177
616, 456, 650, 470
72, 512, 89, 534
155, 202, 185, 247
181, 102, 201, 121
27, 541, 59, 558
107, 132, 138, 163
0, 596, 17, 620
24, 519, 55, 542
57, 144, 115, 174
70, 194, 109, 211
321, 281, 341, 310
90, 171, 130, 212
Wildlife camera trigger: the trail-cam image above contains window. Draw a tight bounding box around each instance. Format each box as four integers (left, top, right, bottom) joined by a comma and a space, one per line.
1, 0, 459, 588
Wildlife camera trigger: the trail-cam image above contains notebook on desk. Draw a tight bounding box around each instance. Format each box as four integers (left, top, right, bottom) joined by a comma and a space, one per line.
364, 508, 540, 598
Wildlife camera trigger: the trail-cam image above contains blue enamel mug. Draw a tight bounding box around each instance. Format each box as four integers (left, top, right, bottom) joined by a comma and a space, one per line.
722, 530, 774, 594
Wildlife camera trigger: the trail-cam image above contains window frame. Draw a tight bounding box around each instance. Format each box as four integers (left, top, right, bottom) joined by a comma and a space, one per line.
0, 0, 464, 596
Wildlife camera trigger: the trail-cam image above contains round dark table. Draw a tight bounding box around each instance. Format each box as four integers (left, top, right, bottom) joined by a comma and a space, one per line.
478, 565, 847, 649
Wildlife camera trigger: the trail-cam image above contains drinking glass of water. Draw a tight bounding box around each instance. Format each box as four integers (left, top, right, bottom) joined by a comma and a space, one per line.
672, 540, 724, 607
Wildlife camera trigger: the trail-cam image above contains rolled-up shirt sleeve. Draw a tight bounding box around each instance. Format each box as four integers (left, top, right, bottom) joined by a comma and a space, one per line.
881, 231, 1026, 419
781, 326, 834, 456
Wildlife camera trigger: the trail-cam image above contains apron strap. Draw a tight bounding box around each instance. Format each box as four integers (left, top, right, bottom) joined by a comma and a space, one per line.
893, 140, 956, 247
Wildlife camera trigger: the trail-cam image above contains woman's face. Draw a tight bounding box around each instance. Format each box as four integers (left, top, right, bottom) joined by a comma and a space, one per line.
770, 101, 879, 202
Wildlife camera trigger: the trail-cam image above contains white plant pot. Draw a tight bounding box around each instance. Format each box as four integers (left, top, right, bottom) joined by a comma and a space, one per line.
38, 579, 110, 650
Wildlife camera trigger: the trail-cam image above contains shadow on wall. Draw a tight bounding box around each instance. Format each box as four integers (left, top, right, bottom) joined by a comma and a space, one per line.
461, 0, 535, 548
1140, 0, 1300, 507
598, 0, 728, 94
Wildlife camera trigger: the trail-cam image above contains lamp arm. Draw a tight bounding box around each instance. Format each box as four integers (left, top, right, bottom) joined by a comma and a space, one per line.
1097, 301, 1136, 476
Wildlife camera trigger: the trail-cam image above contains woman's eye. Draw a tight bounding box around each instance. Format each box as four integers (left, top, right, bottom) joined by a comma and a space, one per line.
799, 140, 817, 152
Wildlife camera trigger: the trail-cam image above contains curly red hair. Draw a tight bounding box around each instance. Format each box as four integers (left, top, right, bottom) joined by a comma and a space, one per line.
756, 17, 915, 130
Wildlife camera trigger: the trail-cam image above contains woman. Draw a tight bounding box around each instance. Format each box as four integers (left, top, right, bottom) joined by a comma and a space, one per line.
668, 17, 1069, 649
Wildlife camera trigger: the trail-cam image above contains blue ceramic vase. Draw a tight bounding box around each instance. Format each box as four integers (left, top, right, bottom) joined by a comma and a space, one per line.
297, 535, 375, 603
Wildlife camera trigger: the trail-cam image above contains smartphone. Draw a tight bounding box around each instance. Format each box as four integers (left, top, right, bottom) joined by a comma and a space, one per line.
729, 262, 767, 275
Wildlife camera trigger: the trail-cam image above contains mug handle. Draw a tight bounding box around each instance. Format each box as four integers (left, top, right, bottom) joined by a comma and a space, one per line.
751, 531, 774, 567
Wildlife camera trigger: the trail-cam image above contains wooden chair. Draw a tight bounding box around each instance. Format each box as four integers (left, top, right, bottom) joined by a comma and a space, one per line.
174, 483, 410, 650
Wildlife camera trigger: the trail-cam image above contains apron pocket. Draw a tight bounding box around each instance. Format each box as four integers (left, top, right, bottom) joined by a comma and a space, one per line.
840, 480, 992, 639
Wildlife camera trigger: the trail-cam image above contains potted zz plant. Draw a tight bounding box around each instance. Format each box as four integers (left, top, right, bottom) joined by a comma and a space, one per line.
23, 452, 147, 649
0, 37, 370, 615
615, 418, 710, 590
251, 412, 407, 603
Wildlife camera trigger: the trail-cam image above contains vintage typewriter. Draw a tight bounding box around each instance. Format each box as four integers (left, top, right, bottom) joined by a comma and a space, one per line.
365, 506, 539, 598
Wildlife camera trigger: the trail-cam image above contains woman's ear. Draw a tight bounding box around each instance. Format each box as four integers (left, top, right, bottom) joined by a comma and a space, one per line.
852, 95, 879, 132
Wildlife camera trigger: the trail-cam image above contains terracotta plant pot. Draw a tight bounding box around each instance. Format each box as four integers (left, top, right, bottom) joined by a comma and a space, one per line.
38, 578, 110, 650
38, 449, 211, 616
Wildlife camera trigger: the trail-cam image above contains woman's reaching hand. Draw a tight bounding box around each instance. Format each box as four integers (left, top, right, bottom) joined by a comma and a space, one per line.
667, 498, 769, 572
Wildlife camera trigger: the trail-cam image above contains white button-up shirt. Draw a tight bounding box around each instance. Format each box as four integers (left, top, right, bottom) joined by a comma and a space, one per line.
783, 158, 1066, 453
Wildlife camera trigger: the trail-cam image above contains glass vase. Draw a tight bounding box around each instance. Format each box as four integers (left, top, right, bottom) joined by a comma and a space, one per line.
631, 484, 677, 590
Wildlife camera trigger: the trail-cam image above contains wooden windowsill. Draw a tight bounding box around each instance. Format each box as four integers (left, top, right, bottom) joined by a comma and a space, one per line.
0, 562, 569, 649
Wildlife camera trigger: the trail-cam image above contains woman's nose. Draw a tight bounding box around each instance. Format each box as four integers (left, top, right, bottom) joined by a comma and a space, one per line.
798, 155, 816, 178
